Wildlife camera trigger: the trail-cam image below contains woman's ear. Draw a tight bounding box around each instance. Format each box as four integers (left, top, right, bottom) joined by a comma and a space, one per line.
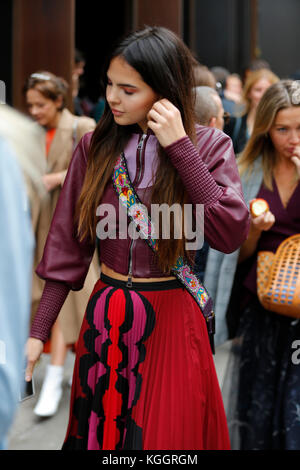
208, 116, 217, 128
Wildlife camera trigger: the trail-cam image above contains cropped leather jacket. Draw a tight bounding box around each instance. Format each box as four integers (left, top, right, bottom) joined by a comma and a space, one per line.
36, 125, 249, 288
31, 125, 250, 342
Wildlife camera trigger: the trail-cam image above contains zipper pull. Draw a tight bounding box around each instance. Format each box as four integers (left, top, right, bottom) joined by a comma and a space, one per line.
126, 275, 133, 288
137, 133, 147, 149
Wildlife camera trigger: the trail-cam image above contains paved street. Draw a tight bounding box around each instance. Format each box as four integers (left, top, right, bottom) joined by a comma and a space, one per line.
7, 351, 75, 450
7, 342, 232, 450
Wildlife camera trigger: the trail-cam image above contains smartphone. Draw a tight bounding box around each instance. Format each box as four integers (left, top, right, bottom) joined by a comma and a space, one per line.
19, 374, 35, 402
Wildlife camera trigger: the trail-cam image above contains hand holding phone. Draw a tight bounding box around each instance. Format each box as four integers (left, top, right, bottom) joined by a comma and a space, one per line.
19, 373, 35, 402
25, 337, 44, 382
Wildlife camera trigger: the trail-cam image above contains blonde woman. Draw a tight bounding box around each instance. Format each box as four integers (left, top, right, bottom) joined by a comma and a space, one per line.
205, 80, 300, 449
224, 68, 279, 154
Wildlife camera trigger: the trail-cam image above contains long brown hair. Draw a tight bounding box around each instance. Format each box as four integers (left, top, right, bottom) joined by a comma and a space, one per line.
76, 26, 197, 272
239, 79, 300, 189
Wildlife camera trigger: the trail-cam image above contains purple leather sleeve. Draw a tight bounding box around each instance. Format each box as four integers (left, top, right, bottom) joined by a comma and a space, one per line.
30, 280, 70, 342
165, 127, 250, 253
36, 132, 96, 290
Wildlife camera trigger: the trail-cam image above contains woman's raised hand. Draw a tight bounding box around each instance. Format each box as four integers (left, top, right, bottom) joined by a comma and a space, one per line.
238, 210, 275, 263
251, 210, 276, 233
147, 99, 187, 148
291, 146, 300, 177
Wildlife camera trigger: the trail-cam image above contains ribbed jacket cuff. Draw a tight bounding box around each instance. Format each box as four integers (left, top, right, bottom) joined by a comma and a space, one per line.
165, 136, 224, 205
30, 280, 70, 343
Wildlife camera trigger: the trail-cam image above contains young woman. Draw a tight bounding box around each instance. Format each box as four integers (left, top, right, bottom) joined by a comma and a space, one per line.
224, 68, 279, 154
24, 72, 98, 417
205, 80, 300, 449
25, 27, 249, 450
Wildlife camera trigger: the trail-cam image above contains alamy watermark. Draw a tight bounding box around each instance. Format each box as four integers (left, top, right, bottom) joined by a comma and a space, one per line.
292, 340, 300, 365
96, 202, 204, 250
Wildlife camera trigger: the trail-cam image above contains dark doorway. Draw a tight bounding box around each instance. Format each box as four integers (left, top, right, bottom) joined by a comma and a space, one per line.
75, 0, 131, 108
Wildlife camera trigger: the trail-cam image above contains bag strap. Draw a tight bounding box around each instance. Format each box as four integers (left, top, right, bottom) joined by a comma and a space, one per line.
112, 153, 215, 352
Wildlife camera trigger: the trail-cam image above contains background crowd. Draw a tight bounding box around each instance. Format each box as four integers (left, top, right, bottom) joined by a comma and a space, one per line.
1, 40, 300, 450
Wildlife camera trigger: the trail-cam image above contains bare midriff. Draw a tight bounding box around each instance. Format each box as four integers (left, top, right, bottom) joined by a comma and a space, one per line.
101, 263, 176, 283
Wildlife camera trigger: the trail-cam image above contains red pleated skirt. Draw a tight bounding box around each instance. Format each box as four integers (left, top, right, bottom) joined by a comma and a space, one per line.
62, 274, 230, 450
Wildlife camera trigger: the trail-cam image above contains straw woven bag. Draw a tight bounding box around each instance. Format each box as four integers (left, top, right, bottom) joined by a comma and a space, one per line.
257, 234, 300, 318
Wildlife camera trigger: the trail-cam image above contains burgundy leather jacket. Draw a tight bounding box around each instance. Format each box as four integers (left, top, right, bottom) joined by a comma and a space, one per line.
37, 125, 249, 286
31, 125, 250, 341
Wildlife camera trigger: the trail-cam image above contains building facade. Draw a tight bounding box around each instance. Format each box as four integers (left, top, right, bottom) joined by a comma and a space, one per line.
2, 0, 300, 109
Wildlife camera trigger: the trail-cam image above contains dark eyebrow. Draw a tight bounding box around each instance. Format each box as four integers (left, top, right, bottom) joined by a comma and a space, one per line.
106, 76, 137, 89
118, 83, 138, 88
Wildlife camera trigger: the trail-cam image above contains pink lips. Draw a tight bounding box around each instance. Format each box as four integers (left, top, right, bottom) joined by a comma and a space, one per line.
111, 109, 124, 116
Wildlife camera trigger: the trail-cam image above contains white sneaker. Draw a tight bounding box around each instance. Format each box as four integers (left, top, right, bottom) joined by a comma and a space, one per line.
34, 365, 63, 417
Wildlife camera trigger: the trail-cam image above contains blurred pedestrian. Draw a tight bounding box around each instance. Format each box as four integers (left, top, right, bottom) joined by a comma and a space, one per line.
205, 80, 300, 449
242, 58, 271, 82
0, 105, 44, 449
72, 49, 86, 116
224, 73, 243, 105
211, 66, 230, 92
26, 26, 249, 450
211, 66, 236, 115
194, 85, 227, 131
24, 71, 99, 418
224, 68, 279, 154
193, 86, 228, 283
193, 62, 216, 88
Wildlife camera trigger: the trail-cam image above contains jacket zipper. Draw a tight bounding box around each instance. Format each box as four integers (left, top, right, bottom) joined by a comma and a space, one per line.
127, 133, 147, 288
136, 133, 147, 183
127, 241, 134, 288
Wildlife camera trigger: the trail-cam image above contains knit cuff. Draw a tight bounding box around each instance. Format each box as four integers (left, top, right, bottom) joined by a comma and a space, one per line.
30, 280, 70, 343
